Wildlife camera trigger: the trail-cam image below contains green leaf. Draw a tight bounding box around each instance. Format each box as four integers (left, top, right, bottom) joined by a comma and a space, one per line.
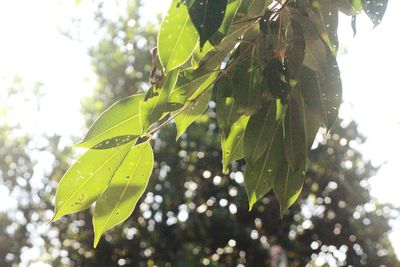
169, 67, 218, 106
284, 87, 307, 171
244, 102, 277, 163
289, 7, 329, 72
173, 75, 216, 139
192, 0, 242, 61
93, 141, 154, 248
221, 115, 249, 173
140, 69, 179, 133
247, 0, 272, 17
77, 94, 144, 149
334, 0, 360, 15
158, 0, 199, 72
52, 142, 135, 221
284, 19, 305, 80
304, 104, 321, 151
231, 44, 263, 115
216, 96, 240, 135
300, 52, 342, 130
244, 121, 284, 210
188, 0, 228, 49
309, 0, 339, 54
362, 0, 388, 26
192, 15, 253, 71
273, 160, 306, 217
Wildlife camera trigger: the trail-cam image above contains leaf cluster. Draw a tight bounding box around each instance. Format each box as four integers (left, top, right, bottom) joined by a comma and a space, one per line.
52, 0, 388, 247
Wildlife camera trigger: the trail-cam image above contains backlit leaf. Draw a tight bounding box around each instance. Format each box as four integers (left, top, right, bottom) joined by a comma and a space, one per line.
244, 121, 284, 210
52, 142, 135, 221
284, 87, 307, 171
169, 67, 218, 106
300, 53, 342, 130
158, 0, 199, 72
93, 141, 154, 247
221, 115, 249, 173
77, 94, 144, 149
140, 69, 179, 132
174, 86, 213, 139
273, 160, 306, 217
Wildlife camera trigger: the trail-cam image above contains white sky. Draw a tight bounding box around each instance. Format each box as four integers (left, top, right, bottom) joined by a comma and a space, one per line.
0, 0, 399, 260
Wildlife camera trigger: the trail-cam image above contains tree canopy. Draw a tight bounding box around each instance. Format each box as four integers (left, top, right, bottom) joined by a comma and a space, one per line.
51, 0, 390, 248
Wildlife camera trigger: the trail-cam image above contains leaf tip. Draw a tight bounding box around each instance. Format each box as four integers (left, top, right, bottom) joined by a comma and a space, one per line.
93, 236, 100, 249
50, 210, 62, 223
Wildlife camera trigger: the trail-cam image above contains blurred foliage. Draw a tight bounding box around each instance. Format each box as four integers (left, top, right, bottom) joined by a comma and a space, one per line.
0, 0, 399, 266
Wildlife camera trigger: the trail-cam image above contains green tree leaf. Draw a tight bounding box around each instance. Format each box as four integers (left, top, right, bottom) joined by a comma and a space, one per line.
284, 87, 307, 172
191, 0, 242, 63
173, 70, 217, 139
273, 160, 306, 217
158, 0, 199, 72
169, 67, 218, 106
244, 102, 277, 163
52, 142, 135, 221
244, 121, 284, 210
221, 115, 249, 173
93, 141, 154, 247
140, 69, 179, 132
188, 0, 228, 49
362, 0, 388, 26
284, 19, 305, 81
77, 94, 144, 149
300, 53, 342, 130
247, 0, 272, 17
216, 94, 240, 134
231, 43, 263, 115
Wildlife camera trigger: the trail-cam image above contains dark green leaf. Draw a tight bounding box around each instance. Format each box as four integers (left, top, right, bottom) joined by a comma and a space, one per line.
362, 0, 388, 26
284, 87, 307, 171
231, 44, 263, 115
244, 121, 284, 210
273, 160, 306, 217
284, 19, 305, 80
188, 0, 228, 49
300, 52, 342, 130
244, 102, 277, 163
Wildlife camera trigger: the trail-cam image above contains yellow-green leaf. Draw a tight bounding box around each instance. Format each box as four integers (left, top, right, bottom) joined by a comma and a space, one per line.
158, 0, 199, 72
140, 69, 179, 133
77, 94, 144, 149
52, 142, 135, 221
221, 115, 249, 173
174, 86, 213, 139
93, 141, 154, 248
